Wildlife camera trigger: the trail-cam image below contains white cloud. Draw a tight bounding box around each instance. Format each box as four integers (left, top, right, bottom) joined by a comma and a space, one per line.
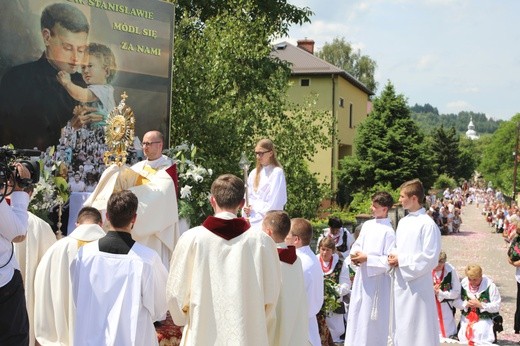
285, 0, 520, 120
416, 54, 438, 70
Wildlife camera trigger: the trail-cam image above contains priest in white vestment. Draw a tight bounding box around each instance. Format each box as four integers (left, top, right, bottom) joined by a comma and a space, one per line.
131, 130, 174, 179
262, 211, 309, 346
71, 190, 168, 346
167, 174, 281, 345
287, 218, 323, 346
34, 207, 105, 346
345, 192, 395, 346
454, 265, 501, 345
84, 162, 179, 267
13, 211, 56, 346
388, 179, 441, 346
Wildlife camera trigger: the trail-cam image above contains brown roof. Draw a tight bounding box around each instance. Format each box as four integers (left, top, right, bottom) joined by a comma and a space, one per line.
271, 41, 374, 96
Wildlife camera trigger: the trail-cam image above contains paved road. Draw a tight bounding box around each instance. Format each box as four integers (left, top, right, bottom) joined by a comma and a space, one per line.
440, 203, 519, 345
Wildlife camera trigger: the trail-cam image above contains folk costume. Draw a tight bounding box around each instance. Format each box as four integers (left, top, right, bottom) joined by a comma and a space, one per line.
34, 223, 105, 346
297, 245, 324, 346
166, 213, 281, 345
246, 164, 287, 230
71, 232, 168, 346
13, 212, 56, 346
317, 252, 350, 344
345, 217, 395, 346
433, 262, 461, 340
317, 227, 355, 259
455, 276, 501, 345
275, 244, 309, 346
391, 208, 441, 346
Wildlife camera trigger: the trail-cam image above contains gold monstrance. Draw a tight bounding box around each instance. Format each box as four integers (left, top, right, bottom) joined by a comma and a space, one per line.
104, 92, 135, 166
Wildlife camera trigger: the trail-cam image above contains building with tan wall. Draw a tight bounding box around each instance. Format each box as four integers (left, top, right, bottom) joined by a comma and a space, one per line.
271, 39, 373, 190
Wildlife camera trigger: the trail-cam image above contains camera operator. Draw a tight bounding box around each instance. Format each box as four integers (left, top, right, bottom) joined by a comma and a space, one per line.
0, 162, 31, 345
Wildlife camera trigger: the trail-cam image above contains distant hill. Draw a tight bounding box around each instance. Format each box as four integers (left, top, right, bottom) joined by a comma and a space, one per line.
410, 103, 503, 135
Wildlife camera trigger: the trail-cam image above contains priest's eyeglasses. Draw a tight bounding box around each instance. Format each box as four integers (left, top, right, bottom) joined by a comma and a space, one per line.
142, 141, 161, 146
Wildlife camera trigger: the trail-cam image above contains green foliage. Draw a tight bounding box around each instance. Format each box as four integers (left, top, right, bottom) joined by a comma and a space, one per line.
348, 183, 399, 215
173, 0, 313, 37
284, 158, 327, 220
321, 277, 341, 314
317, 37, 378, 93
165, 144, 214, 226
169, 2, 330, 220
337, 82, 435, 202
457, 137, 479, 180
431, 125, 459, 177
411, 105, 502, 135
478, 114, 520, 194
433, 174, 457, 190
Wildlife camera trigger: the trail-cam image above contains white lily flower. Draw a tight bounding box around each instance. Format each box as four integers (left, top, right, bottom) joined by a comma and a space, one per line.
180, 185, 193, 199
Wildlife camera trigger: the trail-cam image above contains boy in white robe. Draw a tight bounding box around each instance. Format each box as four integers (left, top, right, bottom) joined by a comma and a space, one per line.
167, 174, 281, 345
432, 251, 461, 341
71, 190, 167, 346
286, 218, 324, 346
454, 264, 501, 345
262, 210, 309, 346
34, 207, 105, 346
345, 191, 395, 346
388, 178, 441, 346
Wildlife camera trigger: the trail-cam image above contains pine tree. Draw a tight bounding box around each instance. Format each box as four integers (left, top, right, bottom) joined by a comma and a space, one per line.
338, 82, 434, 201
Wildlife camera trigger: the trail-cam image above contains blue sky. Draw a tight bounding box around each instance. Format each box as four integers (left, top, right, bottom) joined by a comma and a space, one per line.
275, 0, 520, 120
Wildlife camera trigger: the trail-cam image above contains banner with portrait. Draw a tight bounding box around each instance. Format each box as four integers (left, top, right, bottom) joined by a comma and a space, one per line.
0, 0, 174, 195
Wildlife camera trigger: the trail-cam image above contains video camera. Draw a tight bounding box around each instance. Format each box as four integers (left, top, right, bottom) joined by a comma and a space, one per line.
0, 147, 41, 202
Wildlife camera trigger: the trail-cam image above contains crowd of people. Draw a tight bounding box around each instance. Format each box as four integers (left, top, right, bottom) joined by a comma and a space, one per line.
4, 130, 520, 346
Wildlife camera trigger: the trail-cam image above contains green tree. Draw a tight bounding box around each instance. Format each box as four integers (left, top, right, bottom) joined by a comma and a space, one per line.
337, 82, 434, 204
411, 106, 503, 135
456, 136, 479, 180
478, 114, 520, 195
317, 37, 378, 93
169, 2, 330, 221
431, 125, 460, 178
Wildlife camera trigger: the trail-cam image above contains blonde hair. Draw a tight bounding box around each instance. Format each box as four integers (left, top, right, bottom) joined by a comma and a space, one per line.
253, 139, 282, 190
318, 236, 336, 251
400, 178, 425, 203
438, 250, 447, 263
290, 218, 313, 245
87, 42, 117, 83
465, 264, 482, 279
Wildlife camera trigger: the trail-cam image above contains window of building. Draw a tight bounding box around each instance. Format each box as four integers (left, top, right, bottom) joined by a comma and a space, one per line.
300, 78, 310, 87
339, 98, 345, 108
339, 144, 352, 159
349, 103, 353, 128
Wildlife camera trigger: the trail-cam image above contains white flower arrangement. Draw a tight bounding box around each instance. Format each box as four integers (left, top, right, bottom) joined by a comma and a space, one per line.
29, 148, 69, 223
166, 143, 213, 227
